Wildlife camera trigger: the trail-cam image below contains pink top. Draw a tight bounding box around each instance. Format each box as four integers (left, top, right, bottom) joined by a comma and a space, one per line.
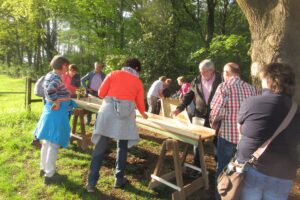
179, 82, 191, 95
98, 70, 146, 114
62, 73, 78, 95
201, 74, 215, 104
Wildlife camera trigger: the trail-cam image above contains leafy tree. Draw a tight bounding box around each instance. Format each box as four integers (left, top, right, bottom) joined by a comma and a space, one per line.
190, 34, 251, 81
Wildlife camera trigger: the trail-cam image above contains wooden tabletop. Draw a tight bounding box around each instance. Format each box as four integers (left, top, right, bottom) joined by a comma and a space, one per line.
73, 98, 215, 144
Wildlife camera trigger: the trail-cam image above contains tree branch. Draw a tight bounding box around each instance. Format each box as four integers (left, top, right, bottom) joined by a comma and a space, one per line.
181, 1, 205, 43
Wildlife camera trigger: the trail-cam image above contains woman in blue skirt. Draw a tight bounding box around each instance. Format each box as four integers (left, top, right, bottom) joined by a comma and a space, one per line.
34, 55, 76, 185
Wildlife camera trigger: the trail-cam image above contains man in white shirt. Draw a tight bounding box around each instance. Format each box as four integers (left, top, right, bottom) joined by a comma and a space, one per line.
147, 76, 166, 114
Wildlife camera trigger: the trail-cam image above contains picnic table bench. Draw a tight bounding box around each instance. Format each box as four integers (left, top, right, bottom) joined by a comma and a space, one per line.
71, 97, 215, 200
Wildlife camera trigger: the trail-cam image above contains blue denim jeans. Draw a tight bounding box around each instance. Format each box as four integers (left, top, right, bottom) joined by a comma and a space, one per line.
216, 136, 237, 200
88, 136, 128, 186
216, 136, 237, 177
240, 166, 293, 200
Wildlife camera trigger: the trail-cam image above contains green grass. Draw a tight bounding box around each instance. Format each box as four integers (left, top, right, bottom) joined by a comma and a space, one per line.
0, 74, 161, 200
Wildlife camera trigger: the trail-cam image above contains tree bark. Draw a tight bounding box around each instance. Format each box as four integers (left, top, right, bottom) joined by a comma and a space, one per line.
206, 0, 217, 47
237, 0, 300, 102
119, 0, 125, 50
220, 0, 229, 34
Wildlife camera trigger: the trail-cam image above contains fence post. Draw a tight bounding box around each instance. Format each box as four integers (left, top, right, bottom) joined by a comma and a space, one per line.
24, 78, 27, 109
25, 77, 32, 111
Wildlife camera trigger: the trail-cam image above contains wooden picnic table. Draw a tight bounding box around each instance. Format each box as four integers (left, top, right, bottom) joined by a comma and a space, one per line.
71, 97, 215, 200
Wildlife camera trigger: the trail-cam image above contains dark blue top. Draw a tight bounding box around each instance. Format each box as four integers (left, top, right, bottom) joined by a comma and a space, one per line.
237, 89, 300, 179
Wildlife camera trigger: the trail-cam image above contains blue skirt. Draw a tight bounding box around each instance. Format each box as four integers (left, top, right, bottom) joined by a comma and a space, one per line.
34, 100, 76, 148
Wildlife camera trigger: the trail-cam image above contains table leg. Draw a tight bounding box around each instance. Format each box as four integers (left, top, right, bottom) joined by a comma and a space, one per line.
169, 139, 186, 200
198, 141, 209, 189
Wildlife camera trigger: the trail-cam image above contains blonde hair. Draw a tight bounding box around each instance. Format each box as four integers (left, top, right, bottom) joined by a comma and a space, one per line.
159, 76, 167, 82
177, 76, 186, 83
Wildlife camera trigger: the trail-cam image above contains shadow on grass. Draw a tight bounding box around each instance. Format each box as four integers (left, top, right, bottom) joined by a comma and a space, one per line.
51, 176, 121, 200
123, 181, 158, 199
139, 133, 165, 144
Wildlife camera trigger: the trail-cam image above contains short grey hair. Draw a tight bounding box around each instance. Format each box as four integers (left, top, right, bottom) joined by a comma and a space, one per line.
199, 59, 215, 71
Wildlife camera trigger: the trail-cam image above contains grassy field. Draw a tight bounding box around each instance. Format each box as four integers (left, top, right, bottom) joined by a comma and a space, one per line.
0, 74, 164, 200
0, 74, 299, 200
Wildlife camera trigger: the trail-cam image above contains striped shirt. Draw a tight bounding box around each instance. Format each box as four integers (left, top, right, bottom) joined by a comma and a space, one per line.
44, 71, 70, 101
210, 76, 257, 144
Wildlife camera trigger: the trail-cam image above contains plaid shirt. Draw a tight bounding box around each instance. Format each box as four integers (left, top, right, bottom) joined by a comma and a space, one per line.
210, 76, 257, 144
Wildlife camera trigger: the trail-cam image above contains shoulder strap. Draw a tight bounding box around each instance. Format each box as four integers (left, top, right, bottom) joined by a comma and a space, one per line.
251, 101, 298, 161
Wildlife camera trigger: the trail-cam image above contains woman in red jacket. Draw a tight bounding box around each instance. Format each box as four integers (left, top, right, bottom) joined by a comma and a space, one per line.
86, 58, 148, 192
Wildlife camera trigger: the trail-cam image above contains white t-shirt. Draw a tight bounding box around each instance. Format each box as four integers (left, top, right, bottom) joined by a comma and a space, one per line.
147, 80, 164, 98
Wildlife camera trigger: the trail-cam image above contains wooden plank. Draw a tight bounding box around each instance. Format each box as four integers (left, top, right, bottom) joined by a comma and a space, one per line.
182, 177, 205, 197
152, 141, 166, 175
149, 171, 176, 189
0, 92, 25, 94
161, 98, 190, 124
136, 116, 213, 141
74, 100, 99, 113
70, 133, 82, 140
30, 99, 43, 102
137, 124, 198, 145
198, 141, 209, 190
169, 139, 185, 200
73, 98, 215, 142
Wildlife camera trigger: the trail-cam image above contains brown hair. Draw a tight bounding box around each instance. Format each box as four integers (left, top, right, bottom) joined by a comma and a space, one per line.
50, 55, 69, 70
260, 63, 295, 96
69, 64, 78, 71
165, 78, 172, 84
124, 58, 141, 72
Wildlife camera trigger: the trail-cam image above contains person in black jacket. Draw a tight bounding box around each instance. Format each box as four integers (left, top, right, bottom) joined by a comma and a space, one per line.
171, 59, 222, 170
237, 63, 300, 200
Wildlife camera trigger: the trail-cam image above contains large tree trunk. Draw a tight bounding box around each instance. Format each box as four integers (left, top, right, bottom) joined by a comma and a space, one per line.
236, 0, 300, 102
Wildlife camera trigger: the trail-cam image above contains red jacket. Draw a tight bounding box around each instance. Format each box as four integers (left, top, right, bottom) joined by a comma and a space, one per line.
98, 70, 145, 114
62, 73, 78, 95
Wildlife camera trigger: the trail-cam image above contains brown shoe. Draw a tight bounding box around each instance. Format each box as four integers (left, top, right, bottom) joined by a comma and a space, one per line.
31, 139, 41, 149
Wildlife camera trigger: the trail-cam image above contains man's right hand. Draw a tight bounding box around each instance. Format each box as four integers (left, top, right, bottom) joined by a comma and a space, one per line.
170, 109, 181, 117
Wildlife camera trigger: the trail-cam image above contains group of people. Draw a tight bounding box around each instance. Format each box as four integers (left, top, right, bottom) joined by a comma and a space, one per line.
33, 55, 300, 200
171, 60, 299, 200
33, 56, 148, 190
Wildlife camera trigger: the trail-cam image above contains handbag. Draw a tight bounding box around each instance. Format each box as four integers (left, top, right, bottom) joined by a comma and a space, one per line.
217, 101, 298, 200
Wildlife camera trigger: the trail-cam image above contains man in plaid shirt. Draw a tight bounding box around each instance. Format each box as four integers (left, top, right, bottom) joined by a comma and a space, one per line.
210, 63, 257, 185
